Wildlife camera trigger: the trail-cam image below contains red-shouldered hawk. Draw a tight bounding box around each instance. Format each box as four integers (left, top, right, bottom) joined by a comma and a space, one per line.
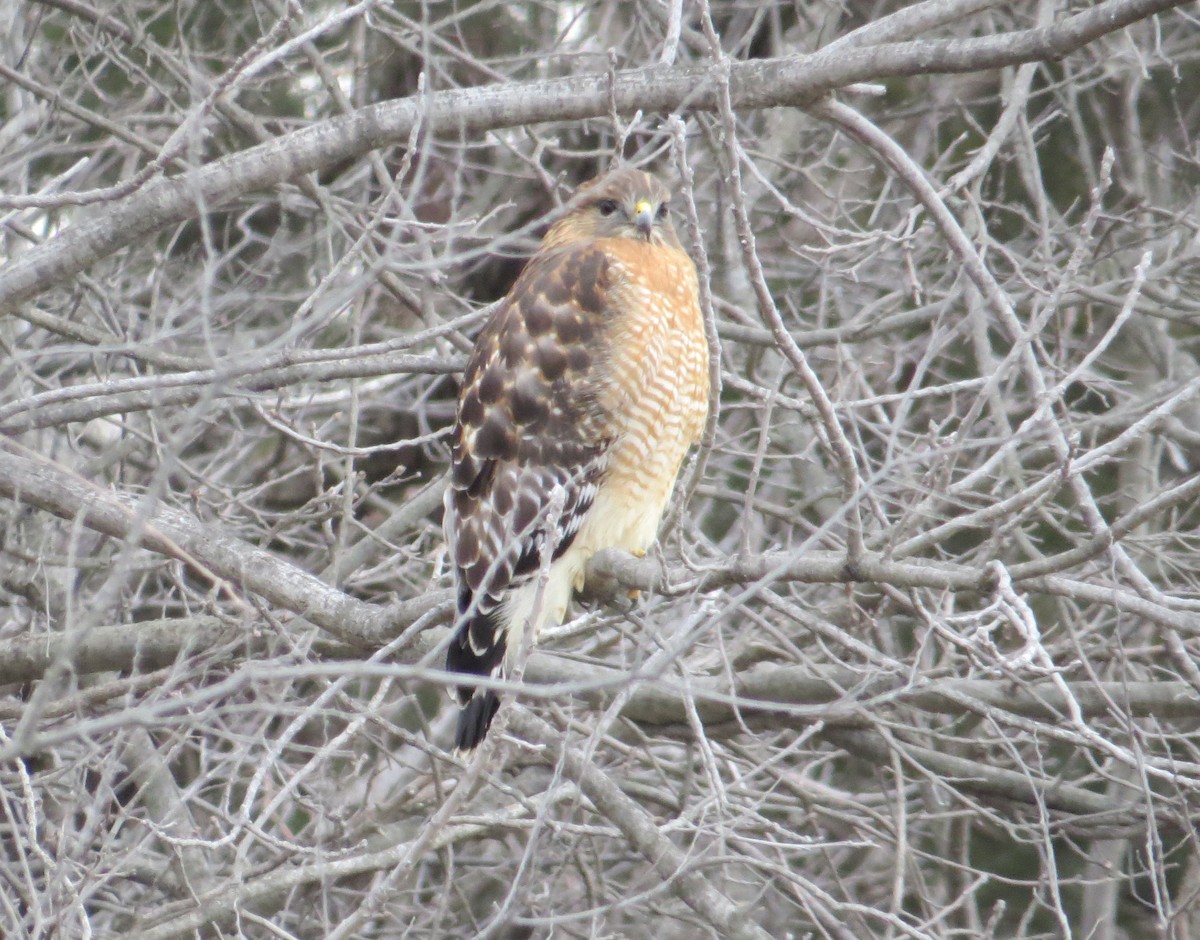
443, 167, 710, 750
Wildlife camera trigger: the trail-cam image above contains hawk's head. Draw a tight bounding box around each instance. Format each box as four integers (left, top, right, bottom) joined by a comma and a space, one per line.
544, 167, 683, 250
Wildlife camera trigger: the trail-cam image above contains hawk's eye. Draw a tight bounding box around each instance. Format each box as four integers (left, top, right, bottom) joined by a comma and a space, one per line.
597, 199, 619, 217
657, 203, 669, 218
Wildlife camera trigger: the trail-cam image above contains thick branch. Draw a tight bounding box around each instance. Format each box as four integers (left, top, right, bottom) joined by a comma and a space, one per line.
0, 351, 461, 434
585, 548, 1199, 635
0, 0, 1183, 312
0, 619, 1176, 826
824, 728, 1138, 824
2, 441, 1194, 672
523, 658, 1200, 727
0, 445, 435, 647
0, 617, 236, 684
8, 615, 1197, 738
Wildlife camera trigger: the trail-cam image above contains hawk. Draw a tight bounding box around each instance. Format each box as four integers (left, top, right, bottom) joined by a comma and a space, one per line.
443, 167, 710, 750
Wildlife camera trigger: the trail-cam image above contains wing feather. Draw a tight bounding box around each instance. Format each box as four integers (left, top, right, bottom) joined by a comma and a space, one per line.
444, 243, 615, 710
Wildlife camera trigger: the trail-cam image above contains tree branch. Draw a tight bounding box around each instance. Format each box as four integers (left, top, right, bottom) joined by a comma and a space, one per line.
0, 350, 460, 434
508, 708, 777, 940
0, 0, 1184, 312
0, 444, 433, 647
2, 440, 1195, 683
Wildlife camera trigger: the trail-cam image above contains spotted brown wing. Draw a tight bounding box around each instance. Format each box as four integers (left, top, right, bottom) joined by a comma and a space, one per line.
443, 243, 614, 715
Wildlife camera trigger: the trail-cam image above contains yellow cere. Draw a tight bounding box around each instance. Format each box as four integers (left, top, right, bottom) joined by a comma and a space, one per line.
634, 200, 652, 216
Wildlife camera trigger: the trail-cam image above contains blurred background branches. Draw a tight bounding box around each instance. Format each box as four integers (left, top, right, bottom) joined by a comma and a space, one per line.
2, 0, 1199, 937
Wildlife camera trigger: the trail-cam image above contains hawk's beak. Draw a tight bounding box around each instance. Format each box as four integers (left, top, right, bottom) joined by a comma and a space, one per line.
634, 200, 655, 237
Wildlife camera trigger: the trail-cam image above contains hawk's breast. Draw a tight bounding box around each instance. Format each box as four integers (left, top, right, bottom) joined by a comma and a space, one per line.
575, 238, 710, 555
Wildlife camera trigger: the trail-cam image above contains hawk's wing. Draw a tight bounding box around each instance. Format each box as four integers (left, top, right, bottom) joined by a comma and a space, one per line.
444, 243, 615, 708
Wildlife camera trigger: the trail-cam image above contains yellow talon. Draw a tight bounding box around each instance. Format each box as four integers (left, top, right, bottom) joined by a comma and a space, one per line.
628, 549, 646, 598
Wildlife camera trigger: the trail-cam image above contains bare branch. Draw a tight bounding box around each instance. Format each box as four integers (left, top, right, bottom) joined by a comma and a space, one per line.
0, 0, 1183, 311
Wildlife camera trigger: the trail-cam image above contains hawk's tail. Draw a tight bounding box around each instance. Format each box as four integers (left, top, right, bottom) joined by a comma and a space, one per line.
455, 690, 501, 751
446, 608, 506, 751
